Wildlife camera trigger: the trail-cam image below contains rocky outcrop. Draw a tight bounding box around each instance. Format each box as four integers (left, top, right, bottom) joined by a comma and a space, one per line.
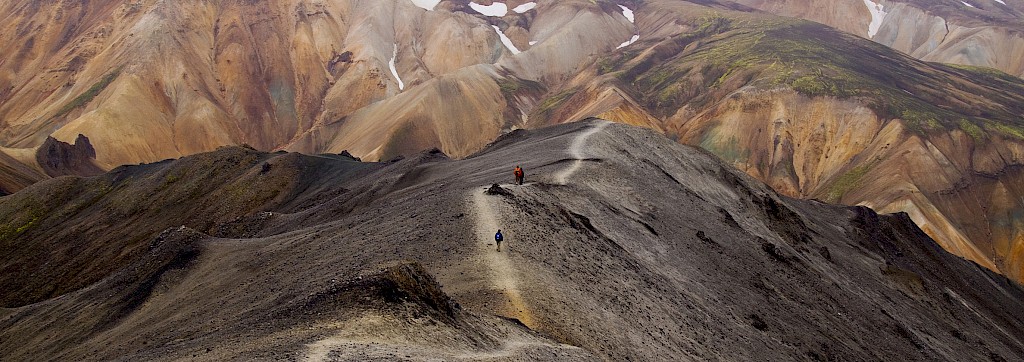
0, 135, 102, 194
35, 134, 103, 178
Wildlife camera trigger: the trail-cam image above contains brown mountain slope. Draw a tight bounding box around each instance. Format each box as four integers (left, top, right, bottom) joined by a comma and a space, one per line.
0, 148, 44, 195
4, 0, 1024, 283
516, 0, 1024, 282
0, 0, 635, 168
730, 0, 1024, 77
2, 121, 1024, 360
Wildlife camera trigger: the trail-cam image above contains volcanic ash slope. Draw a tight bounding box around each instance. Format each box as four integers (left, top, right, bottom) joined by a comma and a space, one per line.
1, 121, 1024, 360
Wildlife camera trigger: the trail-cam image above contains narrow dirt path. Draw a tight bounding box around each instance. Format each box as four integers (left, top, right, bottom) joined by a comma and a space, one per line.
468, 120, 612, 329
305, 336, 584, 361
470, 189, 536, 327
554, 120, 611, 184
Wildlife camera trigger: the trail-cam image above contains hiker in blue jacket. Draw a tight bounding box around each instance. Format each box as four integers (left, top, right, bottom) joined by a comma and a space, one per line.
495, 229, 503, 252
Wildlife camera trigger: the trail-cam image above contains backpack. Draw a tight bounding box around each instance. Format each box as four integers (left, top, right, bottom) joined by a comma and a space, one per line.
495, 231, 503, 241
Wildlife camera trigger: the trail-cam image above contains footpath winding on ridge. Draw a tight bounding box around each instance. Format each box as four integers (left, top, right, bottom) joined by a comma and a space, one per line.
554, 121, 611, 185
299, 121, 616, 361
467, 120, 611, 329
470, 189, 535, 327
5, 120, 1024, 361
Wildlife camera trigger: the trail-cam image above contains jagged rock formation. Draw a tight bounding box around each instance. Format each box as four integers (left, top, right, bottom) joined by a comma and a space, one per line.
0, 134, 102, 194
1, 121, 1022, 360
36, 134, 103, 177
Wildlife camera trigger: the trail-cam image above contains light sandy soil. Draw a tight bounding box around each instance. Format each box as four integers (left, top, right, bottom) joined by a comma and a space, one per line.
470, 189, 536, 328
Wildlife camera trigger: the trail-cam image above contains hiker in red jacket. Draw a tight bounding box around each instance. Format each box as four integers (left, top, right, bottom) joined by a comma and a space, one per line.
514, 165, 524, 185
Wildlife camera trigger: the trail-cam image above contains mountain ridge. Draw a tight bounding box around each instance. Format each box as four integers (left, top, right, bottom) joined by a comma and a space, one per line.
3, 120, 1024, 360
5, 0, 1024, 284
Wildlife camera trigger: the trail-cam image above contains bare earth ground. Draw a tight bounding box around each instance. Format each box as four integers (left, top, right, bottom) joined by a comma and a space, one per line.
2, 120, 1024, 361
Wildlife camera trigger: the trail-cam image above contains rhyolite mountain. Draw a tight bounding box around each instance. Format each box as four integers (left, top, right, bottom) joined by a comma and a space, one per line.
733, 0, 1024, 77
3, 1, 1024, 282
2, 121, 1023, 360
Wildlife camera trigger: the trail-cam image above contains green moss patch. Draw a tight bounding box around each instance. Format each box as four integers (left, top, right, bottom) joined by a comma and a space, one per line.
590, 10, 1024, 141
55, 69, 122, 119
825, 160, 879, 203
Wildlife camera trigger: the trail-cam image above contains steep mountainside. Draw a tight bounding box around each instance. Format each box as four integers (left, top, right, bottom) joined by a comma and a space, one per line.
528, 0, 1024, 282
2, 121, 1023, 360
730, 0, 1024, 77
4, 0, 1024, 284
0, 0, 637, 168
0, 147, 44, 196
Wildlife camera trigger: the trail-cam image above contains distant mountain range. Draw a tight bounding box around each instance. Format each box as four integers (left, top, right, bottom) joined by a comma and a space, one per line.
3, 0, 1024, 283
736, 0, 1024, 77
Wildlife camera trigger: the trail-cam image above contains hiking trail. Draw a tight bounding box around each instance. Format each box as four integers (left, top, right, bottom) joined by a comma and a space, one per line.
554, 120, 611, 184
470, 189, 536, 327
468, 120, 611, 329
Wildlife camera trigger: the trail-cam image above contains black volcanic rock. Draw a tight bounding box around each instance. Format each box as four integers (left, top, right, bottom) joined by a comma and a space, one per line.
484, 183, 512, 196
35, 134, 103, 178
1, 121, 1022, 361
339, 150, 361, 162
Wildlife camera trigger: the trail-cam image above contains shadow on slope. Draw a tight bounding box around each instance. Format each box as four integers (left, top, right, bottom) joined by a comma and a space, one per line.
0, 146, 374, 307
1, 121, 1022, 361
454, 121, 1024, 360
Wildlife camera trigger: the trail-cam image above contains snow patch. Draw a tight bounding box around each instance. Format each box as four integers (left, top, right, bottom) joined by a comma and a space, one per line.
470, 2, 508, 17
492, 25, 521, 54
389, 44, 404, 90
995, 0, 1006, 4
961, 1, 975, 8
617, 34, 640, 49
409, 0, 441, 10
513, 2, 536, 13
863, 0, 887, 39
619, 5, 635, 23
529, 40, 538, 46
